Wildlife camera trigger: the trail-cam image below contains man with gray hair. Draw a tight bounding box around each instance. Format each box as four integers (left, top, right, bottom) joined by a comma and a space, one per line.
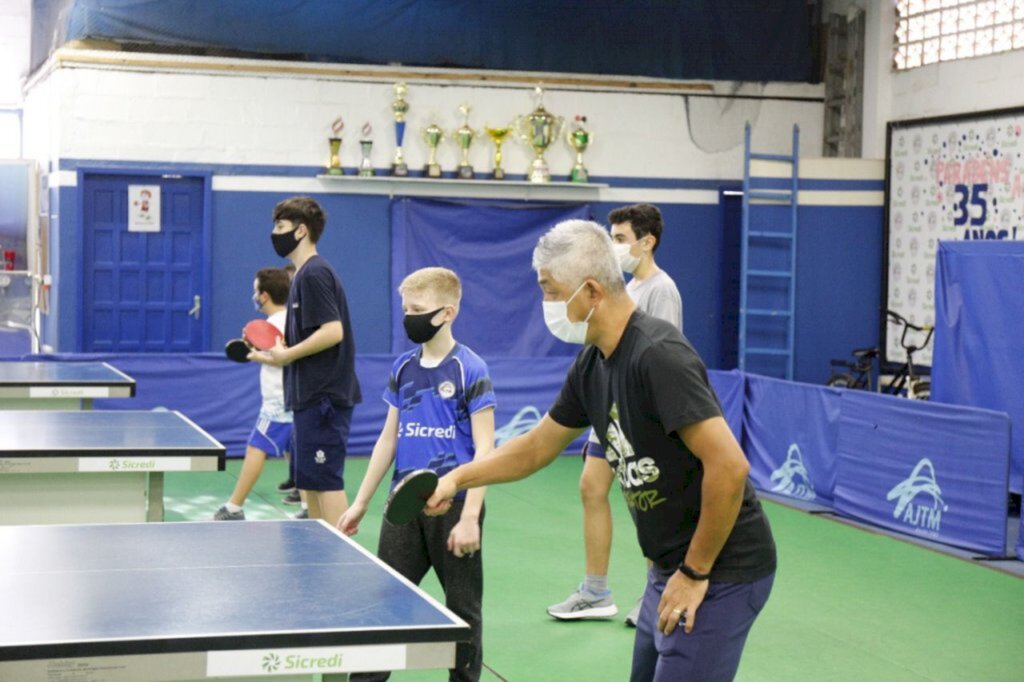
426, 219, 777, 682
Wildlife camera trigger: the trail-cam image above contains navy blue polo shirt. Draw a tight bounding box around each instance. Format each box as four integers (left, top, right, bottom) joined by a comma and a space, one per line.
283, 255, 362, 411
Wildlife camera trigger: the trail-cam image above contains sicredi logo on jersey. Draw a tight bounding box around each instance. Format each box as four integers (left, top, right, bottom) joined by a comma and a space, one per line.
401, 422, 456, 439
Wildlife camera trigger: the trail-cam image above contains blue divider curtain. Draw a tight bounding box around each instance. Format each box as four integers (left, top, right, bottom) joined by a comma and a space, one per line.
834, 391, 1010, 556
390, 198, 590, 357
932, 241, 1024, 495
743, 374, 840, 506
707, 369, 745, 443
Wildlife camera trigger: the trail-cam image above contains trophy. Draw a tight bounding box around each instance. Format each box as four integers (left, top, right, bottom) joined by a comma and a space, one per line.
484, 123, 512, 180
422, 120, 445, 178
358, 122, 374, 177
566, 115, 591, 183
326, 117, 344, 176
390, 82, 410, 177
514, 86, 564, 183
452, 103, 479, 179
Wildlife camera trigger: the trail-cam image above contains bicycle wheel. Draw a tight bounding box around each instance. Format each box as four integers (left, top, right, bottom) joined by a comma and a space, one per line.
909, 380, 930, 401
827, 374, 853, 389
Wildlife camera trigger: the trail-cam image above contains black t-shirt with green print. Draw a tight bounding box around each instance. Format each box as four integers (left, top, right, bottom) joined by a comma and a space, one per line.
548, 311, 776, 583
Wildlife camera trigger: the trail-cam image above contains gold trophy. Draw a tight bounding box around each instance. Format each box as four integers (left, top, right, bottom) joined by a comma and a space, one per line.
566, 115, 591, 183
358, 122, 374, 177
390, 82, 410, 177
515, 86, 564, 183
452, 103, 479, 180
422, 121, 445, 178
484, 123, 512, 180
326, 117, 344, 176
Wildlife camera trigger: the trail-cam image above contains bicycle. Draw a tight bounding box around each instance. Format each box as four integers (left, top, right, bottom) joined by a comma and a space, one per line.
825, 310, 934, 400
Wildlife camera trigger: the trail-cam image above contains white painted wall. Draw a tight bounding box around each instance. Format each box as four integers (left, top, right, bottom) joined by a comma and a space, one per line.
24, 51, 823, 186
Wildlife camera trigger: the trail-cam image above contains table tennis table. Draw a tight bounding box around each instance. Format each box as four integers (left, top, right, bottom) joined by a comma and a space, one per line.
0, 409, 224, 524
0, 520, 470, 681
0, 361, 136, 409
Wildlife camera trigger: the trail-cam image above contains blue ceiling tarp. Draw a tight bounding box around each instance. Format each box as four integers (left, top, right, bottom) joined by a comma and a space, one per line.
32, 0, 818, 83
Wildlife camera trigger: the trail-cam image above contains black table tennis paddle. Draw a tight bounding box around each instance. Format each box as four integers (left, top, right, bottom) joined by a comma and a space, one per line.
224, 338, 251, 363
383, 469, 439, 525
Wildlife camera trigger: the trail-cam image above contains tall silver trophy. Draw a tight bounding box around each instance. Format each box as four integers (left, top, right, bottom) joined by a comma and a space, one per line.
358, 122, 374, 177
514, 86, 564, 183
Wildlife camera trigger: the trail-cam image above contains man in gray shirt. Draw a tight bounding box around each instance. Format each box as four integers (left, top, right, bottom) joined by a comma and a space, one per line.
548, 203, 685, 626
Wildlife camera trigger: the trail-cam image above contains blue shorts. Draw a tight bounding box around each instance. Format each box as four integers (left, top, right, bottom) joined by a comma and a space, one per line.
631, 567, 774, 682
292, 398, 353, 492
247, 418, 293, 457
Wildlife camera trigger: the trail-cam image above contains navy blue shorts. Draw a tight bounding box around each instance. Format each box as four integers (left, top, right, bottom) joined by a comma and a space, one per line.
630, 566, 774, 682
292, 399, 353, 492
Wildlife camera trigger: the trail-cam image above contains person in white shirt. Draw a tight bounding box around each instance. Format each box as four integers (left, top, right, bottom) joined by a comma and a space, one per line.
214, 267, 294, 521
547, 203, 683, 626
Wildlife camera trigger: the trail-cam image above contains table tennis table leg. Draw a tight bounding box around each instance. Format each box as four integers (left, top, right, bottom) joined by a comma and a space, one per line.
146, 472, 165, 522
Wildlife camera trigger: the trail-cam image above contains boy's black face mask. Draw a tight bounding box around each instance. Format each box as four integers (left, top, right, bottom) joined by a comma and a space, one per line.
271, 227, 303, 258
403, 307, 445, 344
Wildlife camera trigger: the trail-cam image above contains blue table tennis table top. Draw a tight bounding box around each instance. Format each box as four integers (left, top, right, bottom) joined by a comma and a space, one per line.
0, 361, 135, 395
0, 409, 224, 457
0, 520, 469, 663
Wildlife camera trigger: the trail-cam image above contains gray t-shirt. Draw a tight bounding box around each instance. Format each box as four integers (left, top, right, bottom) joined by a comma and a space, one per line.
627, 269, 683, 332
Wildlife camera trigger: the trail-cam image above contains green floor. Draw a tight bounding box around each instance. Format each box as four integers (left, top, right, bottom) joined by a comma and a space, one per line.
168, 457, 1023, 681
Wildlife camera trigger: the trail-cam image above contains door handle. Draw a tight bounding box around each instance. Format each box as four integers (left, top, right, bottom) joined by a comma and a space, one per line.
189, 294, 201, 320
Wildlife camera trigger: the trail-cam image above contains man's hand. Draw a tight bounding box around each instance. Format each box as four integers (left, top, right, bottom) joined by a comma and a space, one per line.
447, 517, 480, 558
657, 571, 709, 635
424, 474, 456, 516
336, 502, 366, 536
249, 337, 290, 367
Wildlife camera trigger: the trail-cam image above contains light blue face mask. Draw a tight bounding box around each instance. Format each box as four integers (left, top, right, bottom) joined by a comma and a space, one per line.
542, 281, 594, 344
252, 292, 263, 313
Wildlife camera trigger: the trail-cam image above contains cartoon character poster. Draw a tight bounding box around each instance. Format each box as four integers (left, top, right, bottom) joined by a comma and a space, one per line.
128, 185, 161, 232
886, 109, 1024, 364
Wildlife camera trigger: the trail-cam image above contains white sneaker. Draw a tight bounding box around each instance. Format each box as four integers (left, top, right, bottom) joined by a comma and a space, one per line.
546, 585, 618, 620
624, 596, 643, 627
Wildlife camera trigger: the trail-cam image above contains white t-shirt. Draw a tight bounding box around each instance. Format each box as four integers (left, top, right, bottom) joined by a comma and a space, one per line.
259, 310, 292, 423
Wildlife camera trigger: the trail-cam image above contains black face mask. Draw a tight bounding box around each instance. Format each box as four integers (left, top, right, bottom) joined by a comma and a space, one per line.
271, 228, 303, 258
403, 307, 446, 344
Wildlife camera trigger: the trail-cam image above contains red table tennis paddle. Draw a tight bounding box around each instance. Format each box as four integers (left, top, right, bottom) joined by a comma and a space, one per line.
243, 319, 283, 351
384, 469, 439, 525
224, 338, 251, 363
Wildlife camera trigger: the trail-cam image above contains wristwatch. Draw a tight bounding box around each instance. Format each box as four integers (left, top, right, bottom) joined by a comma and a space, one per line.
678, 562, 711, 581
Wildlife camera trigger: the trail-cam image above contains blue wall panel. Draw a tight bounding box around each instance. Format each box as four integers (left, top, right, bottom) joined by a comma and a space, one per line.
211, 191, 393, 354
794, 205, 884, 383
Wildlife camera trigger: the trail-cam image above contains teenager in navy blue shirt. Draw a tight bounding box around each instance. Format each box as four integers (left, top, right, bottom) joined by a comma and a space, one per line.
251, 196, 361, 527
338, 267, 495, 682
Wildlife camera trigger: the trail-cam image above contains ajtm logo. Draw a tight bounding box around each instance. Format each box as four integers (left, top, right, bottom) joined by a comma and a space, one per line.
769, 444, 816, 501
261, 652, 281, 673
887, 458, 948, 534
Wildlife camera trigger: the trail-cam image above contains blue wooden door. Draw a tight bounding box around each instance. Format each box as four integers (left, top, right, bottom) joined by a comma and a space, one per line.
82, 173, 207, 352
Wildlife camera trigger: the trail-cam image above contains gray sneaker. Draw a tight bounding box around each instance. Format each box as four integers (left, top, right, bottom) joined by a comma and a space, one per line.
293, 508, 309, 519
213, 505, 245, 521
547, 585, 618, 620
624, 596, 643, 627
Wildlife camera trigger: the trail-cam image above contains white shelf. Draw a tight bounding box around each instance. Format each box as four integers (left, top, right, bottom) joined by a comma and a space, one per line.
315, 174, 607, 201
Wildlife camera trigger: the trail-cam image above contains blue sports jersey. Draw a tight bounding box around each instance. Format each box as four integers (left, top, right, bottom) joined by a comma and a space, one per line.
385, 344, 496, 493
